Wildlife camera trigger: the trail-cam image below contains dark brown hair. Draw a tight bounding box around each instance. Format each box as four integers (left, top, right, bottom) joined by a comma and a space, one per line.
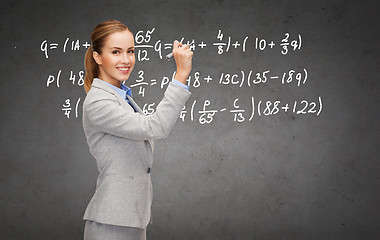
84, 20, 131, 93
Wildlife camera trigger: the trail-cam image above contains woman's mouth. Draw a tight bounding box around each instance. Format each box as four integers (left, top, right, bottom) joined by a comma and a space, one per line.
117, 67, 130, 73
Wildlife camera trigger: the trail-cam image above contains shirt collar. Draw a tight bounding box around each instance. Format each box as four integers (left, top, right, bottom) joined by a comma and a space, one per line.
95, 78, 132, 99
120, 83, 133, 98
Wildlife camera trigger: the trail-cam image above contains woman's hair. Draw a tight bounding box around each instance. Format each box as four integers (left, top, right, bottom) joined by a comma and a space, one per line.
84, 20, 131, 93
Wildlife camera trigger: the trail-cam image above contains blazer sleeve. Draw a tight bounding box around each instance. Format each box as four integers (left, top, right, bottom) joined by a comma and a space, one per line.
84, 82, 191, 141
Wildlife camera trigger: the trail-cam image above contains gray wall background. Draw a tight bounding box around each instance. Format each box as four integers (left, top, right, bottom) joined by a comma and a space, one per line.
1, 0, 379, 239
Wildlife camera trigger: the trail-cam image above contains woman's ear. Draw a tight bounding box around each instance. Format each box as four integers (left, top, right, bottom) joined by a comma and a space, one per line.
93, 51, 102, 65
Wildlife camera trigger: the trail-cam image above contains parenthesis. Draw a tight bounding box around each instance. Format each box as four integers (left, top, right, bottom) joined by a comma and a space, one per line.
57, 70, 62, 88
317, 96, 322, 115
226, 36, 231, 51
239, 70, 245, 88
258, 100, 262, 116
190, 99, 197, 121
75, 98, 81, 118
243, 36, 248, 52
63, 38, 69, 53
298, 34, 302, 49
247, 70, 252, 87
303, 68, 308, 84
249, 96, 255, 121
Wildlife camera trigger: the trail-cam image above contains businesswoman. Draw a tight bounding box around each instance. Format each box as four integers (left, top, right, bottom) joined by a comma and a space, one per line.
82, 20, 193, 240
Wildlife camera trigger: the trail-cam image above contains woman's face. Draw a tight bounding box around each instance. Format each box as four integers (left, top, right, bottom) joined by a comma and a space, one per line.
93, 30, 135, 87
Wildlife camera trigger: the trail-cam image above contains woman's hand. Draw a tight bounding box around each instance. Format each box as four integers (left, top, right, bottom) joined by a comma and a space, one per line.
172, 40, 193, 84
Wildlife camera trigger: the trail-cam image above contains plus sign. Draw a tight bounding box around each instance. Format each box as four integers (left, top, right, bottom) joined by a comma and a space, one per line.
282, 104, 289, 112
83, 42, 91, 49
198, 42, 207, 48
204, 75, 212, 83
268, 41, 275, 48
232, 41, 240, 48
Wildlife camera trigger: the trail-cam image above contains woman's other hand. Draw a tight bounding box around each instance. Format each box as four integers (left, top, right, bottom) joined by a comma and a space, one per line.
172, 40, 193, 84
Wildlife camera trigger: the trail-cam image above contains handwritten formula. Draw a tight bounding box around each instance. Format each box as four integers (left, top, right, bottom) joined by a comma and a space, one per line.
39, 28, 322, 123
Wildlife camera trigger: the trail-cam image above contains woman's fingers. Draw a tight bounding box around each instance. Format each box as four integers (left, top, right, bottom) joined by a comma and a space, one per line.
172, 40, 194, 84
173, 40, 181, 49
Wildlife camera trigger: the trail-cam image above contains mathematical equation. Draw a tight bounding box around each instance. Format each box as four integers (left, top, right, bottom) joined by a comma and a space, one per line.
46, 68, 308, 97
40, 28, 302, 59
62, 96, 322, 123
37, 27, 322, 123
129, 68, 308, 97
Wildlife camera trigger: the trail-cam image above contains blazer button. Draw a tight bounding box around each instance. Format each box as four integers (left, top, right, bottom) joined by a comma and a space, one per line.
146, 167, 151, 174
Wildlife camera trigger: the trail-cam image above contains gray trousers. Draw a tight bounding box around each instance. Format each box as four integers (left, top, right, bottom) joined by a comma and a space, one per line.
84, 221, 146, 240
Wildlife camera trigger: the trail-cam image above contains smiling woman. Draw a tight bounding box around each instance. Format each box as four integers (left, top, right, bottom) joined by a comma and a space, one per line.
82, 20, 193, 240
92, 31, 135, 87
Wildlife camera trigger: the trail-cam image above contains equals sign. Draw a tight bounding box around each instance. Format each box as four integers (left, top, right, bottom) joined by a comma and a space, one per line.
164, 43, 172, 50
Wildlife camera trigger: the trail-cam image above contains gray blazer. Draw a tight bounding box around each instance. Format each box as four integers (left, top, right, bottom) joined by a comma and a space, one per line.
82, 79, 191, 228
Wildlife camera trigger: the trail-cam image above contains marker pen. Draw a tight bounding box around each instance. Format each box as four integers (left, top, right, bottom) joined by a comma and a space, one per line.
166, 42, 195, 61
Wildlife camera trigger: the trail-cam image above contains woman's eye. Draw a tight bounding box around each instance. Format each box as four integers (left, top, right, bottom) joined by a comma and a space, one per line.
128, 50, 135, 54
112, 51, 120, 54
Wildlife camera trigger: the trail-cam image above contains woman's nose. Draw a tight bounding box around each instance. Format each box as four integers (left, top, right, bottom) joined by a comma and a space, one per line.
121, 53, 130, 64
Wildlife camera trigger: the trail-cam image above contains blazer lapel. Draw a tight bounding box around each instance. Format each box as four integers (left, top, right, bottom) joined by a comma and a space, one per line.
126, 95, 144, 114
92, 79, 142, 114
